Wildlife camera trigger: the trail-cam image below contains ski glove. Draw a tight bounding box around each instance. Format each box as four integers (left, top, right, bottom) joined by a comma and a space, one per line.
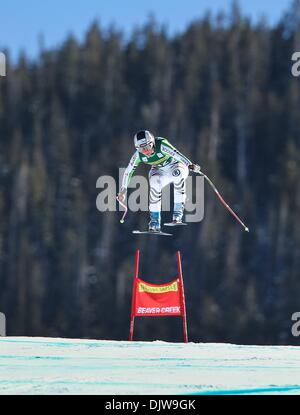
117, 187, 127, 203
189, 164, 201, 173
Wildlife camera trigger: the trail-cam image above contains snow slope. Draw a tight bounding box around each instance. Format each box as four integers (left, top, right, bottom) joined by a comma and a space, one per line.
0, 337, 300, 395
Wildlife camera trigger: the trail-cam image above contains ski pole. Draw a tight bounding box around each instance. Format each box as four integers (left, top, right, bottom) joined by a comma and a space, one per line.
196, 171, 249, 232
116, 196, 128, 224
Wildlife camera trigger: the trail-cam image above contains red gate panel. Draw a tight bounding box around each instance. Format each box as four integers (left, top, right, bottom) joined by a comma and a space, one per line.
129, 250, 188, 342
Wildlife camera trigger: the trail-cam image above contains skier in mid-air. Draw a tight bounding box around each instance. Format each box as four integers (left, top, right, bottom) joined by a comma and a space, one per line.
117, 130, 201, 232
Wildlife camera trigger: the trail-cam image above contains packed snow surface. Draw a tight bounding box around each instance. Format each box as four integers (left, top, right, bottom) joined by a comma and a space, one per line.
0, 337, 300, 394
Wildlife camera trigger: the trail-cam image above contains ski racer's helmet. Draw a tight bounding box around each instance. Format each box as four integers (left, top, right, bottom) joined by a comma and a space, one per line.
134, 130, 155, 154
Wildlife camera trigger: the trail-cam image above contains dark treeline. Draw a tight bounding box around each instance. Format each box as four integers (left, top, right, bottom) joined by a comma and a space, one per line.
0, 1, 300, 344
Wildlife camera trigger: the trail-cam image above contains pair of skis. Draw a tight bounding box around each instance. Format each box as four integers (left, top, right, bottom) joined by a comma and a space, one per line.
133, 222, 187, 237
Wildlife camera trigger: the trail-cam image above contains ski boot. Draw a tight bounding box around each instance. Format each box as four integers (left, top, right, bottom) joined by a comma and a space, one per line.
172, 203, 185, 224
148, 211, 161, 232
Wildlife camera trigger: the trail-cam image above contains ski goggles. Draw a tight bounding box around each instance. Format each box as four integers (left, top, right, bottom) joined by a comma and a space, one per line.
136, 142, 154, 154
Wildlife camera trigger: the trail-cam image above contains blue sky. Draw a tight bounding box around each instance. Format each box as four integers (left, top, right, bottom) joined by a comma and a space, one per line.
0, 0, 293, 61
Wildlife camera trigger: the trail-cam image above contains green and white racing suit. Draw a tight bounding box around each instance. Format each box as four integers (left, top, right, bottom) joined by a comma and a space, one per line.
122, 137, 192, 215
